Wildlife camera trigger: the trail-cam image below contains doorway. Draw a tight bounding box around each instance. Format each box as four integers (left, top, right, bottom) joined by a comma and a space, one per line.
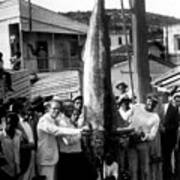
36, 41, 48, 72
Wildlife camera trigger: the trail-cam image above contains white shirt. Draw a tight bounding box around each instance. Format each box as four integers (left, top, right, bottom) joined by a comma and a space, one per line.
19, 116, 34, 143
0, 130, 22, 177
119, 107, 132, 122
56, 113, 82, 153
103, 162, 118, 180
129, 104, 160, 141
37, 113, 81, 165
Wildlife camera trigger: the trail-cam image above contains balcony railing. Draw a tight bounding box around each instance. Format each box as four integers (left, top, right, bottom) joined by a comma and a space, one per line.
24, 56, 83, 73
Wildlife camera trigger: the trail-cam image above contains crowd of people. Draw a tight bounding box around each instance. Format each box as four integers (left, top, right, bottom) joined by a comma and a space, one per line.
0, 94, 98, 180
114, 81, 180, 180
0, 67, 180, 180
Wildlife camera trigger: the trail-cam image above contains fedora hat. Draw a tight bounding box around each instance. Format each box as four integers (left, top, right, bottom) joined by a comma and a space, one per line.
115, 81, 128, 89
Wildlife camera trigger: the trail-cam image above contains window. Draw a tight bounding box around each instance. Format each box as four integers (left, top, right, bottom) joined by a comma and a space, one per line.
118, 37, 122, 45
174, 35, 180, 51
70, 40, 78, 57
177, 38, 180, 50
9, 23, 20, 57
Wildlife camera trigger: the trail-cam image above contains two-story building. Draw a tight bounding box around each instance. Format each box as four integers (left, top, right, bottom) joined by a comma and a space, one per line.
0, 0, 88, 72
163, 24, 180, 66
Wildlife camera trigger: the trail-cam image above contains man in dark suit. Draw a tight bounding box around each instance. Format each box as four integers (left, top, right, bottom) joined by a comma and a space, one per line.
161, 93, 180, 180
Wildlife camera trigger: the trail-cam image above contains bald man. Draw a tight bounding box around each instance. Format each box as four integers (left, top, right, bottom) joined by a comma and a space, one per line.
37, 100, 82, 180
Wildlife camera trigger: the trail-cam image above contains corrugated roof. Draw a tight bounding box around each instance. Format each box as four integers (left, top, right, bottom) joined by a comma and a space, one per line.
152, 66, 180, 90
111, 46, 175, 68
20, 0, 88, 34
0, 0, 88, 34
0, 0, 20, 21
21, 18, 84, 34
31, 71, 81, 99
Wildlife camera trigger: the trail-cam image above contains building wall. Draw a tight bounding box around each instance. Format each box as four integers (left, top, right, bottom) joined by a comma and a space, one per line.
0, 18, 20, 68
111, 59, 172, 97
0, 21, 11, 68
19, 0, 87, 34
110, 33, 130, 50
148, 45, 162, 58
164, 24, 180, 55
0, 0, 20, 21
169, 54, 180, 66
0, 0, 20, 68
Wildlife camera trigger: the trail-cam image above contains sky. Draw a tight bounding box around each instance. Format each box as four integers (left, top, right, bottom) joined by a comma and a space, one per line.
31, 0, 180, 18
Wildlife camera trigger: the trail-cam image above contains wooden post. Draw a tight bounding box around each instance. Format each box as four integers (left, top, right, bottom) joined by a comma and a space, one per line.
120, 0, 135, 99
165, 25, 169, 61
130, 0, 151, 103
18, 26, 24, 69
28, 0, 32, 32
18, 0, 25, 69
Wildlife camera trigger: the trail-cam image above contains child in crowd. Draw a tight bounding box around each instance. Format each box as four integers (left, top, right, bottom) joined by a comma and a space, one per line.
103, 153, 118, 180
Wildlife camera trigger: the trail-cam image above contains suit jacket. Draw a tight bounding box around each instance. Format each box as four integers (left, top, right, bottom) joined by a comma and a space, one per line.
37, 113, 81, 166
161, 102, 179, 132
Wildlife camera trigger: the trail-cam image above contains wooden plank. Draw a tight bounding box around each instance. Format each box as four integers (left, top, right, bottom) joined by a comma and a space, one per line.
1, 70, 30, 102
20, 0, 87, 34
12, 79, 30, 89
152, 66, 180, 85
31, 70, 81, 98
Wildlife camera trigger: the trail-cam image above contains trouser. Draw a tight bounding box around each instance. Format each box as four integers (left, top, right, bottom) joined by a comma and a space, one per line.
149, 133, 163, 180
174, 148, 180, 179
20, 151, 35, 180
38, 165, 55, 180
128, 142, 150, 180
118, 146, 129, 173
0, 170, 17, 180
161, 130, 177, 180
58, 152, 97, 180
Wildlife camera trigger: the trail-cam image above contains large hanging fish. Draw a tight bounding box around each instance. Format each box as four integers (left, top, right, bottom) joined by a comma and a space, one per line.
83, 0, 117, 131
82, 1, 128, 179
82, 2, 133, 179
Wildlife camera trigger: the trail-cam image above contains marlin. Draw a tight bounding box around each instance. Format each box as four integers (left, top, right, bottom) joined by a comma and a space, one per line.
83, 0, 120, 131
82, 2, 128, 179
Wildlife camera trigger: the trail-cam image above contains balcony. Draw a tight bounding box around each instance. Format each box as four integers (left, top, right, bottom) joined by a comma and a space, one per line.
24, 56, 83, 73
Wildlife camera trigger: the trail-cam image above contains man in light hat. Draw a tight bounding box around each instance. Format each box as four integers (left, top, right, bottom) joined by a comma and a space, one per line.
116, 82, 128, 92
115, 82, 129, 102
52, 95, 61, 102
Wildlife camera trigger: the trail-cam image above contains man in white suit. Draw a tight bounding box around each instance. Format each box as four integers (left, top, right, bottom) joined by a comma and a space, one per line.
37, 99, 82, 180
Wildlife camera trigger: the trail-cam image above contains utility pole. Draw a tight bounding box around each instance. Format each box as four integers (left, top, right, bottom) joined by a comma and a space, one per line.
165, 25, 169, 61
120, 0, 135, 99
130, 0, 151, 103
28, 0, 32, 32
